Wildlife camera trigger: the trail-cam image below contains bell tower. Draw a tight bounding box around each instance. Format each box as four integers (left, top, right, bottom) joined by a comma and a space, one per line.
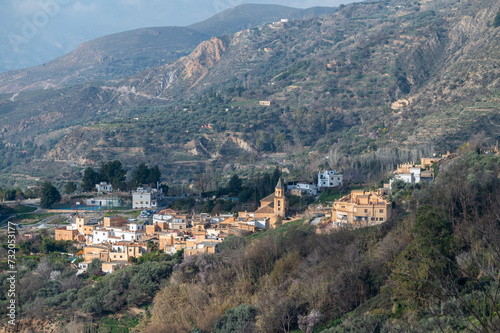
274, 178, 287, 217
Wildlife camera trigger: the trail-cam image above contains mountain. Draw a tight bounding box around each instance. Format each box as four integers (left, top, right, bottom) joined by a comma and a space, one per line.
0, 27, 209, 95
187, 4, 337, 37
0, 0, 499, 187
0, 4, 337, 95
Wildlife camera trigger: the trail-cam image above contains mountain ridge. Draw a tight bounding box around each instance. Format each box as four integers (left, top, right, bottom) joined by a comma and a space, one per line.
0, 4, 337, 95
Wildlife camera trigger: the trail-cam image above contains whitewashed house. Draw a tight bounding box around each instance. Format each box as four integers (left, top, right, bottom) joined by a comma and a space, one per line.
389, 164, 422, 188
317, 170, 343, 189
86, 197, 121, 207
132, 187, 161, 209
92, 223, 146, 244
96, 182, 113, 193
287, 182, 319, 196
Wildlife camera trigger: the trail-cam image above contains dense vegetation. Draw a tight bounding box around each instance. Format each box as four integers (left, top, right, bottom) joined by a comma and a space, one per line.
171, 168, 282, 213
134, 151, 500, 332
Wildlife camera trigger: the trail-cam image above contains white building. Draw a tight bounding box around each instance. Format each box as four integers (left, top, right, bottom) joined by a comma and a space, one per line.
96, 182, 113, 193
287, 183, 319, 196
152, 213, 174, 224
246, 219, 268, 229
389, 164, 422, 188
132, 187, 161, 209
92, 223, 146, 244
86, 197, 121, 207
317, 170, 343, 189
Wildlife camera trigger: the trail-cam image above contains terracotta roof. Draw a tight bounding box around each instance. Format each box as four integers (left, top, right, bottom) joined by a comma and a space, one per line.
260, 193, 275, 203
256, 205, 275, 214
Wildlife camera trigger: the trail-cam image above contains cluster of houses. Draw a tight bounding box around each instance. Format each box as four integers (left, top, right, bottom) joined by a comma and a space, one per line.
56, 211, 262, 273
56, 179, 299, 274
57, 172, 351, 274
326, 154, 455, 230
55, 156, 457, 273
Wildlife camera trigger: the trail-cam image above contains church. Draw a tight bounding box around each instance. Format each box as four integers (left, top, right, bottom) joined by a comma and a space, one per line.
252, 178, 288, 226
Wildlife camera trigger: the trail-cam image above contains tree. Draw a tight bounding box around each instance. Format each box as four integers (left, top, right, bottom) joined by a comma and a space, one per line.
194, 173, 210, 196
40, 181, 61, 209
132, 162, 150, 186
100, 160, 126, 190
81, 167, 100, 192
160, 183, 169, 195
88, 258, 103, 276
389, 206, 455, 307
228, 174, 242, 195
148, 165, 161, 185
214, 304, 256, 333
64, 181, 77, 194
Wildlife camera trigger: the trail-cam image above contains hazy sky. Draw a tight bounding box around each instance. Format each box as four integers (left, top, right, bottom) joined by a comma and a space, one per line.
0, 0, 351, 72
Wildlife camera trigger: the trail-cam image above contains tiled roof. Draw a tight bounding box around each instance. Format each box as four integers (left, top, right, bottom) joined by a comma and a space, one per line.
260, 193, 275, 203
256, 205, 275, 214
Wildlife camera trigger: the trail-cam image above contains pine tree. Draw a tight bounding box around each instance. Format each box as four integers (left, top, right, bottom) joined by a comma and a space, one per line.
64, 181, 77, 194
81, 167, 100, 192
40, 181, 61, 209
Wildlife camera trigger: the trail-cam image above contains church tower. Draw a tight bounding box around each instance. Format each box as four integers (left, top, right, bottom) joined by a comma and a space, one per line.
274, 178, 287, 217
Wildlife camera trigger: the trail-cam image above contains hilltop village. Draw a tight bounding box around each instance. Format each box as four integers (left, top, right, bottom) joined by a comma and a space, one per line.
47, 152, 464, 275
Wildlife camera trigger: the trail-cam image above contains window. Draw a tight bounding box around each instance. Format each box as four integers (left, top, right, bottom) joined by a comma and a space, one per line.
380, 209, 384, 213
364, 209, 368, 213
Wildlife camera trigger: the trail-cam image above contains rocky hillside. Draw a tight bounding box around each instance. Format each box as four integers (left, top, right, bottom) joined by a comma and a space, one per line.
0, 0, 499, 186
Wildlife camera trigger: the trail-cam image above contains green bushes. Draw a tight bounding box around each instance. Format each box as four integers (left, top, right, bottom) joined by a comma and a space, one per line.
214, 305, 257, 333
73, 260, 176, 314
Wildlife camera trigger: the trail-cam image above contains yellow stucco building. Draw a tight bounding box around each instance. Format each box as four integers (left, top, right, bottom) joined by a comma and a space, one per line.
332, 190, 392, 227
